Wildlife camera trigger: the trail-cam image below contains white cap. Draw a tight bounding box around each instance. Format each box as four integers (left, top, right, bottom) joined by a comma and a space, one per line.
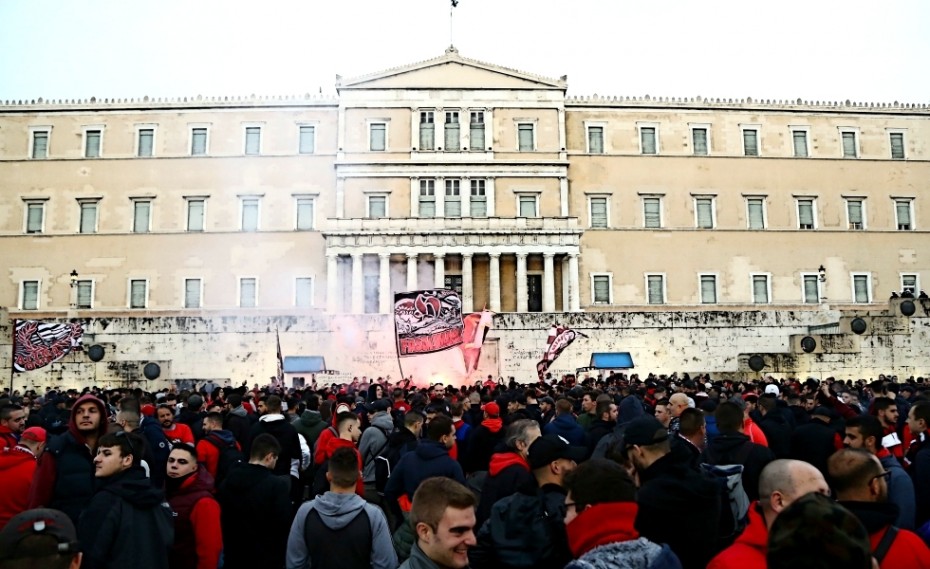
765, 384, 780, 395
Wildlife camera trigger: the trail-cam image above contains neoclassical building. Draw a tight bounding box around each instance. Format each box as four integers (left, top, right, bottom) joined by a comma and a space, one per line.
1, 49, 928, 385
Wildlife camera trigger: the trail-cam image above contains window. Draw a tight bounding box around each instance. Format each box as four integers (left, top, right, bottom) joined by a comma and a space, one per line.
445, 111, 460, 151
21, 281, 39, 310
846, 199, 865, 230
589, 196, 608, 228
803, 274, 820, 304
592, 274, 612, 304
239, 277, 257, 308
419, 111, 435, 151
137, 128, 154, 157
295, 277, 314, 307
75, 280, 93, 309
852, 273, 871, 303
639, 125, 657, 155
240, 197, 260, 231
296, 197, 314, 230
369, 122, 387, 151
367, 194, 387, 219
299, 125, 316, 154
646, 274, 665, 304
469, 180, 486, 217
79, 200, 98, 234
517, 123, 535, 151
895, 199, 913, 230
742, 127, 759, 156
190, 127, 208, 156
841, 129, 859, 158
901, 274, 919, 296
797, 198, 816, 230
129, 280, 147, 309
469, 111, 485, 150
889, 132, 905, 160
700, 274, 717, 304
184, 278, 202, 308
517, 194, 538, 217
695, 197, 715, 229
747, 197, 766, 230
587, 125, 604, 154
25, 201, 45, 233
244, 126, 261, 155
30, 128, 50, 159
643, 196, 662, 228
133, 200, 151, 233
752, 274, 770, 304
418, 179, 436, 218
84, 129, 102, 158
792, 129, 809, 158
445, 180, 461, 218
691, 126, 709, 156
187, 198, 205, 232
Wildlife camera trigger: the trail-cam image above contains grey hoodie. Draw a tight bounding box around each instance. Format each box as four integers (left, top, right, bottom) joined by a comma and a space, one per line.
359, 412, 395, 483
286, 491, 397, 569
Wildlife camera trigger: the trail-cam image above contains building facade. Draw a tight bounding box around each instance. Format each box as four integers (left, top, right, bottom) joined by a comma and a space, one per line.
1, 49, 928, 387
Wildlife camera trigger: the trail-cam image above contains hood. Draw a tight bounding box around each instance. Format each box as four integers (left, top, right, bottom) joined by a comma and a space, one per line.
229, 406, 248, 418
414, 439, 452, 460
488, 451, 530, 477
567, 501, 639, 557
325, 436, 358, 456
311, 492, 369, 529
838, 500, 899, 534
259, 413, 286, 423
300, 410, 323, 427
180, 466, 216, 495
206, 429, 237, 446
370, 412, 394, 431
102, 467, 166, 509
0, 447, 37, 473
707, 432, 753, 455
69, 394, 109, 444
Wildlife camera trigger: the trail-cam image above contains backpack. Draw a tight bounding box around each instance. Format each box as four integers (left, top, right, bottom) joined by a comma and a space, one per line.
700, 441, 753, 543
374, 437, 415, 496
362, 426, 393, 470
205, 434, 245, 487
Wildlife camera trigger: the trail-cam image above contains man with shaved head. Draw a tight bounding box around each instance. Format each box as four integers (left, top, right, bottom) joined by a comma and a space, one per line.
667, 393, 690, 436
707, 459, 830, 569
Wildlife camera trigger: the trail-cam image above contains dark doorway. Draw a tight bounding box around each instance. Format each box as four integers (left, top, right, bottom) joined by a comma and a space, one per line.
444, 275, 463, 295
527, 274, 543, 312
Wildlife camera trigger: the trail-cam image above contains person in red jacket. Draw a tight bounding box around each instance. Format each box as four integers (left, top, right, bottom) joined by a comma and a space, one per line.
317, 411, 364, 496
707, 459, 830, 569
313, 402, 351, 466
0, 404, 26, 451
0, 426, 46, 529
829, 448, 930, 569
166, 444, 222, 569
196, 412, 241, 484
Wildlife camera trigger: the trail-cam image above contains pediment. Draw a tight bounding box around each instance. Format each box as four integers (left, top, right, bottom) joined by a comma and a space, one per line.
337, 48, 566, 91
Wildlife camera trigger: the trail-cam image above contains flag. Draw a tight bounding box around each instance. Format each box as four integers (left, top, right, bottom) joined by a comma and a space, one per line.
451, 0, 459, 6
536, 324, 587, 379
394, 289, 464, 356
13, 320, 84, 372
460, 309, 494, 374
275, 328, 285, 386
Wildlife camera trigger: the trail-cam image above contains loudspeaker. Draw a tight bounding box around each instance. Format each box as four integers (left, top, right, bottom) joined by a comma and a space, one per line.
87, 345, 106, 362
143, 362, 161, 380
748, 355, 766, 372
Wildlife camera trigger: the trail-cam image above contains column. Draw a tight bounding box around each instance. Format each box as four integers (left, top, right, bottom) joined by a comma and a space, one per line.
559, 177, 569, 216
516, 253, 528, 313
488, 253, 501, 312
569, 253, 581, 312
462, 253, 474, 313
335, 177, 346, 218
561, 257, 569, 312
379, 253, 391, 314
543, 252, 556, 312
351, 253, 364, 313
406, 253, 418, 291
326, 253, 339, 313
433, 253, 446, 289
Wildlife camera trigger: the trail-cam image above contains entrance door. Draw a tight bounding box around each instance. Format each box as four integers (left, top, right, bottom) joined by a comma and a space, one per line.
527, 274, 543, 312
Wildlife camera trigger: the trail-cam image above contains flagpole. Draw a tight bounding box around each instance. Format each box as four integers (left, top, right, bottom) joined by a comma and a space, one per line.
9, 318, 17, 394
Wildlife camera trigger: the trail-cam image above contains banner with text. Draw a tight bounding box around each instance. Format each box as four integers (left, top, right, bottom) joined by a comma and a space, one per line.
394, 289, 464, 356
13, 320, 85, 372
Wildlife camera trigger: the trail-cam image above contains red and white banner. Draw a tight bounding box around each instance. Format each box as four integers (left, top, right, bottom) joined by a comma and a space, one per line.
13, 320, 84, 372
394, 289, 464, 356
536, 323, 586, 379
460, 309, 494, 374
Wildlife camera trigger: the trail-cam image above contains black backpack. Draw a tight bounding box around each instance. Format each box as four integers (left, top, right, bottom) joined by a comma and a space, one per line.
205, 434, 244, 486
374, 437, 416, 496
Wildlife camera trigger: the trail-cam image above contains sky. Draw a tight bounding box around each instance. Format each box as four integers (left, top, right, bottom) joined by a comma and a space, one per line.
0, 0, 928, 104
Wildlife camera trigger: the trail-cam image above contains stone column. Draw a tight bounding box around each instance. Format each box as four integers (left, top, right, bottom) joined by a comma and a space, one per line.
326, 253, 339, 313
488, 253, 501, 312
351, 253, 364, 313
543, 252, 556, 312
516, 253, 528, 313
569, 253, 581, 312
379, 253, 391, 314
462, 253, 474, 313
406, 253, 418, 291
434, 253, 446, 289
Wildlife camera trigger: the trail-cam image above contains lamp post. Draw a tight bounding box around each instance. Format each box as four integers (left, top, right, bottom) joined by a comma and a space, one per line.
818, 265, 826, 302
69, 269, 78, 308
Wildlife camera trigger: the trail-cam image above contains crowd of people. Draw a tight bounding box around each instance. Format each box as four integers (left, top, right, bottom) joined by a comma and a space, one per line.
2, 370, 930, 568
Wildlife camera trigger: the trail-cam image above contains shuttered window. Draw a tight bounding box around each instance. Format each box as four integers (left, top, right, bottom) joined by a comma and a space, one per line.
445, 180, 461, 218
752, 275, 769, 304
184, 279, 201, 308
370, 123, 386, 151
419, 179, 436, 218
244, 127, 261, 155
22, 281, 39, 310
239, 278, 257, 308
647, 275, 665, 304
419, 112, 434, 151
138, 128, 154, 157
644, 197, 661, 228
696, 198, 714, 228
896, 200, 912, 230
133, 201, 151, 233
445, 112, 460, 151
803, 276, 819, 304
700, 275, 717, 304
518, 123, 534, 151
469, 180, 486, 217
847, 200, 863, 230
80, 201, 98, 234
747, 198, 765, 229
469, 112, 485, 150
191, 128, 208, 155
853, 275, 870, 303
187, 199, 205, 232
593, 275, 610, 304
31, 131, 49, 159
797, 199, 814, 229
890, 133, 905, 160
792, 130, 808, 157
640, 127, 657, 155
26, 203, 44, 233
743, 129, 758, 156
299, 126, 315, 154
692, 128, 708, 155
84, 130, 101, 158
130, 280, 147, 309
76, 281, 93, 309
590, 197, 608, 228
588, 126, 604, 154
842, 132, 857, 157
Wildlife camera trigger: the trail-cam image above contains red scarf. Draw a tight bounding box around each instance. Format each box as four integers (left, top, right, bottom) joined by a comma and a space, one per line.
481, 417, 503, 433
566, 502, 639, 557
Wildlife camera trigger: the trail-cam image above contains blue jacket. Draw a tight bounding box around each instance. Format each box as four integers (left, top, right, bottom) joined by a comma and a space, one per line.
881, 452, 916, 529
384, 440, 465, 504
543, 414, 585, 446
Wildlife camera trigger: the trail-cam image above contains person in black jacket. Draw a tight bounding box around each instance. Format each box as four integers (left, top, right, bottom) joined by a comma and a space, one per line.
584, 400, 617, 459
77, 431, 173, 569
223, 393, 253, 449
462, 402, 504, 474
701, 401, 775, 502
755, 396, 792, 459
789, 406, 841, 479
475, 419, 540, 526
245, 395, 302, 508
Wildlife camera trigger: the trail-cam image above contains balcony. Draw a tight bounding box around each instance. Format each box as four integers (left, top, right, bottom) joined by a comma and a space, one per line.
323, 216, 581, 235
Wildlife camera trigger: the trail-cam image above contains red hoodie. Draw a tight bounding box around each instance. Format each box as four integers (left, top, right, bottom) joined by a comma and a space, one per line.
488, 452, 529, 477
0, 446, 40, 529
566, 501, 639, 557
322, 437, 365, 496
707, 502, 768, 569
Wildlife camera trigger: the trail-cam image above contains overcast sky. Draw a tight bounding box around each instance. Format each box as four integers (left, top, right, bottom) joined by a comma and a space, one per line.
1, 0, 928, 103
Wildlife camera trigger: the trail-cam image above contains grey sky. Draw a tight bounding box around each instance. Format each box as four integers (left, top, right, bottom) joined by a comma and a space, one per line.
1, 0, 928, 103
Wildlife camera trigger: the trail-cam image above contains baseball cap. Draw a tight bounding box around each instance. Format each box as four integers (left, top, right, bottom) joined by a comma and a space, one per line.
528, 434, 586, 469
539, 396, 555, 406
482, 402, 500, 417
765, 384, 780, 395
0, 508, 79, 561
623, 416, 668, 447
370, 399, 390, 413
334, 403, 351, 415
20, 427, 46, 443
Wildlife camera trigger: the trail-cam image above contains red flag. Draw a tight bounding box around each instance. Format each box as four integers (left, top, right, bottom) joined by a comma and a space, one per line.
460, 309, 494, 374
536, 325, 586, 379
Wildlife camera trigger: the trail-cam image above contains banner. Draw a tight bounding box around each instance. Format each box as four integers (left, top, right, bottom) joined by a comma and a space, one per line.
275, 328, 285, 386
13, 320, 84, 372
536, 323, 586, 379
394, 289, 464, 356
460, 309, 494, 374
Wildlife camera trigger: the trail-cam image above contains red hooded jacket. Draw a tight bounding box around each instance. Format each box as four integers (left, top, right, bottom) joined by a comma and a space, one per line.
0, 445, 40, 529
707, 502, 768, 569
